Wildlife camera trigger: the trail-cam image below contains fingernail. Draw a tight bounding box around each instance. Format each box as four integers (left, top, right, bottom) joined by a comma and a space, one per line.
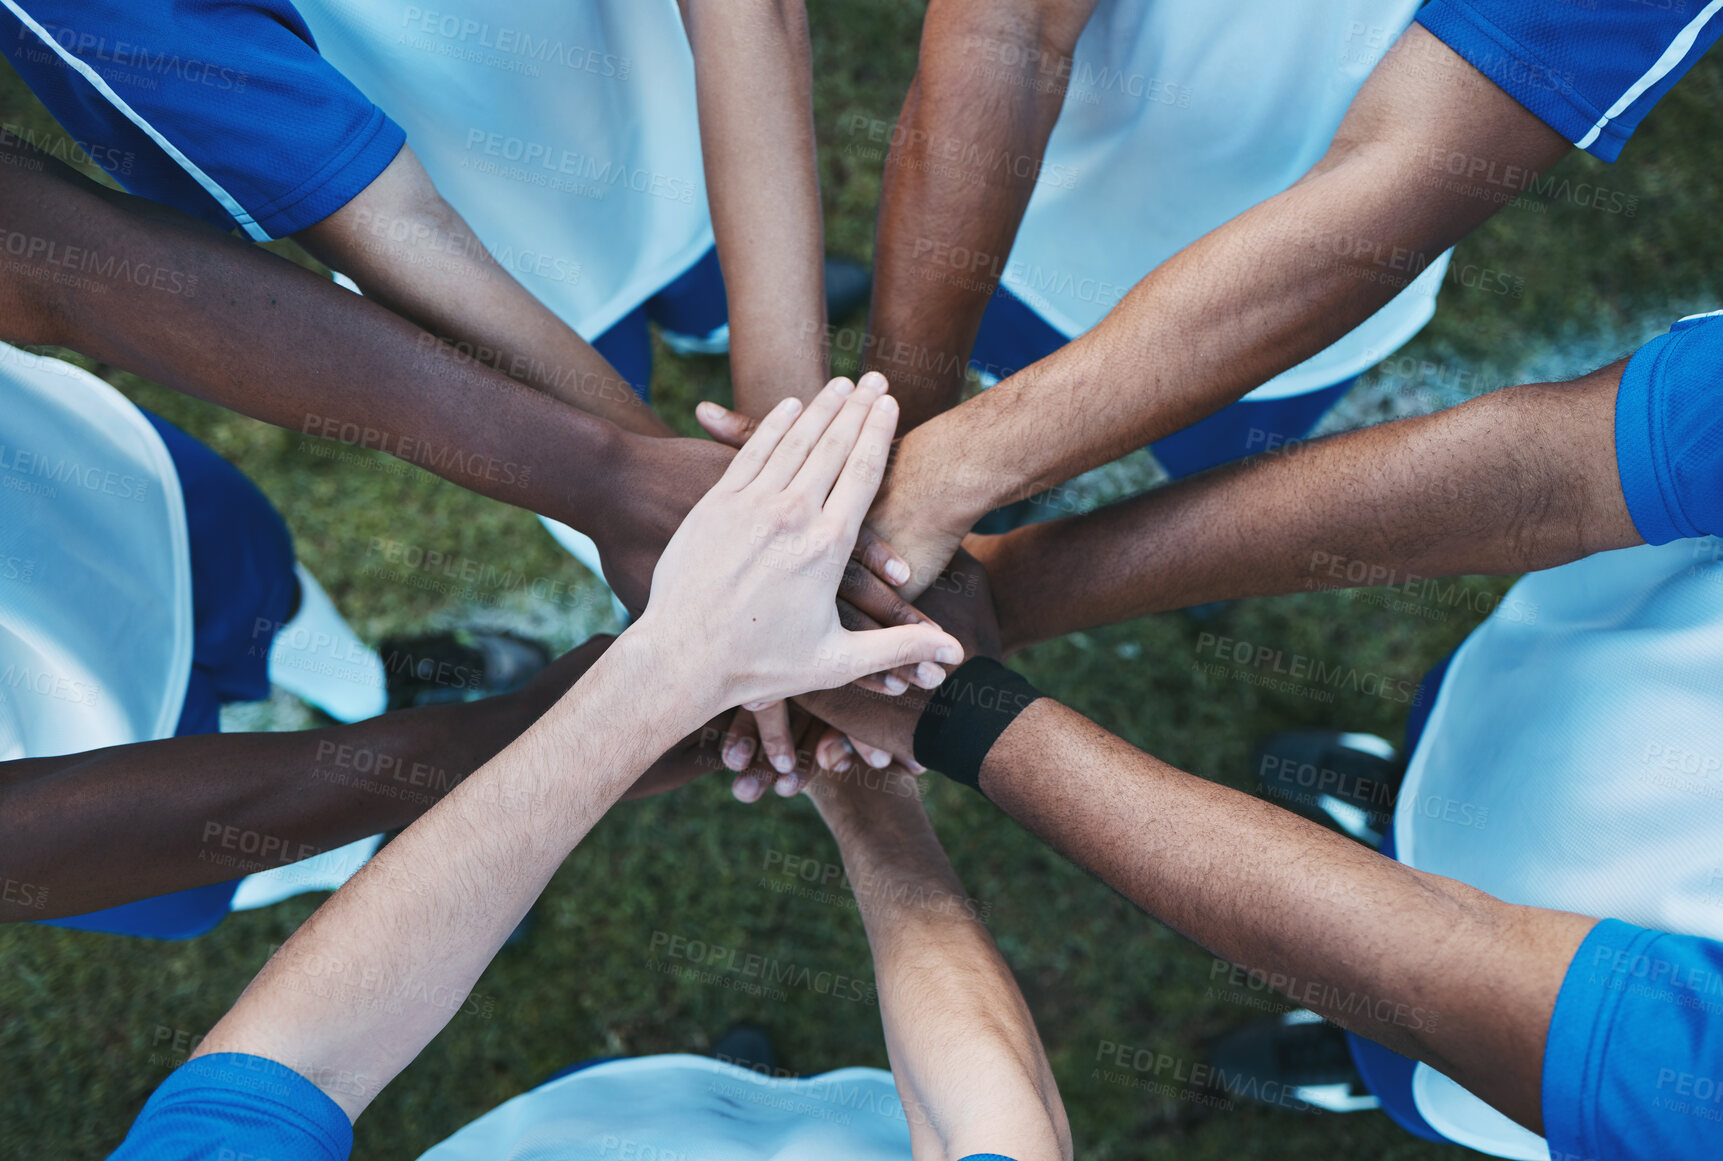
904, 759, 927, 775
867, 749, 891, 769
936, 645, 961, 664
914, 661, 943, 687
833, 757, 853, 773
771, 752, 795, 774
859, 371, 887, 391
696, 401, 720, 418
886, 560, 910, 585
777, 397, 802, 415
733, 775, 762, 803
774, 774, 800, 796
832, 377, 854, 395
724, 740, 753, 770
883, 674, 908, 695
876, 394, 898, 413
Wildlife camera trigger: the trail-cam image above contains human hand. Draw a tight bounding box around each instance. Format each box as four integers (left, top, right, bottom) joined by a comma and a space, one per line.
727, 549, 1004, 794
794, 548, 1004, 756
629, 375, 963, 718
597, 429, 924, 623
696, 393, 974, 603
720, 702, 910, 803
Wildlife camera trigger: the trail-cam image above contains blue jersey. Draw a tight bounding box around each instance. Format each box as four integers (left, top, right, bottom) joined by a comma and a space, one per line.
1546, 920, 1723, 1158
1616, 309, 1723, 542
109, 1052, 1024, 1161
0, 0, 404, 239
1416, 0, 1723, 161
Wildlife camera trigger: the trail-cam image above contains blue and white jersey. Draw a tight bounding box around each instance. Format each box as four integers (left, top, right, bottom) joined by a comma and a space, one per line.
1391, 312, 1723, 1157
109, 1052, 1024, 1161
0, 0, 406, 240
999, 0, 1451, 400
1417, 0, 1723, 161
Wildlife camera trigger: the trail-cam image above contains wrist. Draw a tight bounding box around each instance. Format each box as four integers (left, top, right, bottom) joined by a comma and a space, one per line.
552, 418, 632, 538
607, 617, 728, 731
884, 422, 993, 533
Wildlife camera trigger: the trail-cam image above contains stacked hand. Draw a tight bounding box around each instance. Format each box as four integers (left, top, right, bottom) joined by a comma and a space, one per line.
630, 374, 963, 719
692, 384, 992, 798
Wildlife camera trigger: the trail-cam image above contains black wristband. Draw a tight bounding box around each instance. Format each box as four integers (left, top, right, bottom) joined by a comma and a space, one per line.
913, 657, 1046, 793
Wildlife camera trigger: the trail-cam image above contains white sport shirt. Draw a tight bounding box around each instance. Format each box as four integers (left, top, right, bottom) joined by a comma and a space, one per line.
1396, 539, 1723, 1157
418, 1057, 918, 1161
0, 345, 191, 760
293, 0, 713, 341
1002, 0, 1452, 399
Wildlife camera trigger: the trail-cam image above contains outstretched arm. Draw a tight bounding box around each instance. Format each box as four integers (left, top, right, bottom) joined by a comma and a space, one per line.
0, 637, 720, 922
867, 23, 1572, 598
297, 147, 674, 437
681, 0, 829, 415
977, 359, 1637, 650
810, 765, 1070, 1161
864, 0, 1099, 428
158, 377, 957, 1125
0, 137, 726, 612
797, 667, 1594, 1135
975, 697, 1594, 1134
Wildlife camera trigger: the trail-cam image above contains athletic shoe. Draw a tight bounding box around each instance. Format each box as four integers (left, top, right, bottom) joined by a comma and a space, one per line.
379, 632, 550, 711
1207, 1009, 1380, 1113
1252, 730, 1404, 847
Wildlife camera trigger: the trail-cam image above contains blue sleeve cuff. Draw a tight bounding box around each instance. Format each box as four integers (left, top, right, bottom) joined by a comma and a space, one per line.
1614, 310, 1723, 545
1543, 919, 1649, 1157
1544, 920, 1723, 1161
109, 1053, 353, 1161
1417, 0, 1627, 161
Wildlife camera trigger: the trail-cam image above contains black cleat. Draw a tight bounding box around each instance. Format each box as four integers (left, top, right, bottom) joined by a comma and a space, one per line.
1208, 1009, 1380, 1113
1252, 729, 1404, 846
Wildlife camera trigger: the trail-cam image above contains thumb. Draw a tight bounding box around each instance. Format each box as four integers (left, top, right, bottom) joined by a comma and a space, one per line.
695, 400, 758, 450
833, 625, 963, 689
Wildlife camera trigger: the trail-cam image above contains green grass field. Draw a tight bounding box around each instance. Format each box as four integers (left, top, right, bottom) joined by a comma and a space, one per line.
3, 5, 1721, 1157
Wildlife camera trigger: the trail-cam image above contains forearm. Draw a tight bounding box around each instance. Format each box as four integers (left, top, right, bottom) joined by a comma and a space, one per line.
818, 779, 1069, 1161
0, 638, 606, 921
980, 698, 1596, 1132
982, 364, 1638, 650
881, 23, 1571, 525
194, 634, 707, 1117
298, 149, 673, 437
865, 0, 1094, 428
0, 143, 652, 541
683, 0, 828, 415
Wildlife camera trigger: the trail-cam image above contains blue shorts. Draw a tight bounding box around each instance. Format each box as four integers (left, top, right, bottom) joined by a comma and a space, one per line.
39, 411, 299, 940
1, 0, 404, 239
590, 245, 730, 401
